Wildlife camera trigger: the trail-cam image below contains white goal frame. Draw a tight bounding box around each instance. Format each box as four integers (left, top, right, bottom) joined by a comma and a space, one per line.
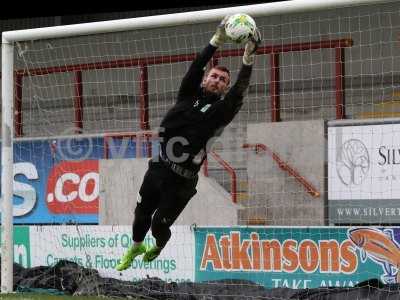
1, 0, 394, 293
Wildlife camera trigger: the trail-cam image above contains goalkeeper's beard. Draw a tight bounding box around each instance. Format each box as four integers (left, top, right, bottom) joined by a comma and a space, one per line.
202, 83, 228, 97
202, 86, 225, 98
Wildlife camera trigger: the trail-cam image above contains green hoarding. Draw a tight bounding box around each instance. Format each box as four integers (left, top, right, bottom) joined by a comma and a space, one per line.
0, 226, 31, 268
195, 227, 397, 288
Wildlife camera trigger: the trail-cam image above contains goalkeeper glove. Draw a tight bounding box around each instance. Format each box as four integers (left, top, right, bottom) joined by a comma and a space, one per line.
210, 16, 229, 48
242, 27, 262, 65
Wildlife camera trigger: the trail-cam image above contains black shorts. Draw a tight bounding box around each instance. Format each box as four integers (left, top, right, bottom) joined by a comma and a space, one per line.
137, 158, 198, 225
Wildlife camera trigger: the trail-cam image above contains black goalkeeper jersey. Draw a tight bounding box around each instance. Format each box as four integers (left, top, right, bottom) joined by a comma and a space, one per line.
159, 43, 252, 174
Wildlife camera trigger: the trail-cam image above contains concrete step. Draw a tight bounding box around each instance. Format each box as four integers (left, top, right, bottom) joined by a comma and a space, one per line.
356, 91, 400, 119
357, 111, 400, 119
235, 192, 250, 202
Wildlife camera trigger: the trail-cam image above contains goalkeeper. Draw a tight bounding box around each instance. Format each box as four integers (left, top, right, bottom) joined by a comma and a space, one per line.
116, 16, 261, 271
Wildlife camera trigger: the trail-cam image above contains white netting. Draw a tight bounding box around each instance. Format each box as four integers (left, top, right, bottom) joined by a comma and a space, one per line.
4, 0, 400, 297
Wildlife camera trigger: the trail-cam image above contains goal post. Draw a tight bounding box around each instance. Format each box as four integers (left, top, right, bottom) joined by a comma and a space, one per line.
1, 40, 15, 293
1, 0, 399, 295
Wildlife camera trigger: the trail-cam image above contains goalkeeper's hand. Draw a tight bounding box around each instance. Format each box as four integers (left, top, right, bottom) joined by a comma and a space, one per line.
242, 27, 262, 65
210, 16, 229, 48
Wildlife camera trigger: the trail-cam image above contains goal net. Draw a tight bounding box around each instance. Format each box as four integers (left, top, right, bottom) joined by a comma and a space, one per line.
2, 0, 400, 297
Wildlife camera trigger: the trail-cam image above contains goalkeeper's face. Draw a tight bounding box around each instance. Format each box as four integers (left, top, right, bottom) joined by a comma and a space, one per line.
202, 68, 230, 95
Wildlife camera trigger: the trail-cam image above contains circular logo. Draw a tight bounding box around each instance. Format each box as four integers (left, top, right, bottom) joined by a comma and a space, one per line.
336, 139, 370, 186
52, 126, 94, 161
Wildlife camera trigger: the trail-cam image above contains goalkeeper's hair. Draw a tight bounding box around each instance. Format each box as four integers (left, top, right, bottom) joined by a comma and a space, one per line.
210, 65, 230, 77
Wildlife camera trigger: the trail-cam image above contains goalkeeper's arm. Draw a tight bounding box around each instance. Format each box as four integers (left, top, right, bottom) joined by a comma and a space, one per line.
222, 28, 262, 124
177, 17, 229, 100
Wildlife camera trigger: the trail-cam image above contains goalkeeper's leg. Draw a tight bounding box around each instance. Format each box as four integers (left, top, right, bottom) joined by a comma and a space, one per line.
116, 161, 162, 271
143, 175, 198, 262
116, 205, 151, 271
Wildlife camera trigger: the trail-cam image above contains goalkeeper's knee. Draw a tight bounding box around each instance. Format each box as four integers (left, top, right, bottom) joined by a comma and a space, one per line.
133, 205, 152, 223
151, 214, 172, 249
132, 205, 152, 241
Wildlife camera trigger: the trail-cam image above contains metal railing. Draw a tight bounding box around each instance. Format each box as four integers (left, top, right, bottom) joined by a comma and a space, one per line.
12, 38, 352, 137
243, 143, 320, 198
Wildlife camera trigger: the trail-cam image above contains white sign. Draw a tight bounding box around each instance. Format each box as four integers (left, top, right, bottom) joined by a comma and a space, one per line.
328, 124, 400, 200
30, 225, 194, 283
